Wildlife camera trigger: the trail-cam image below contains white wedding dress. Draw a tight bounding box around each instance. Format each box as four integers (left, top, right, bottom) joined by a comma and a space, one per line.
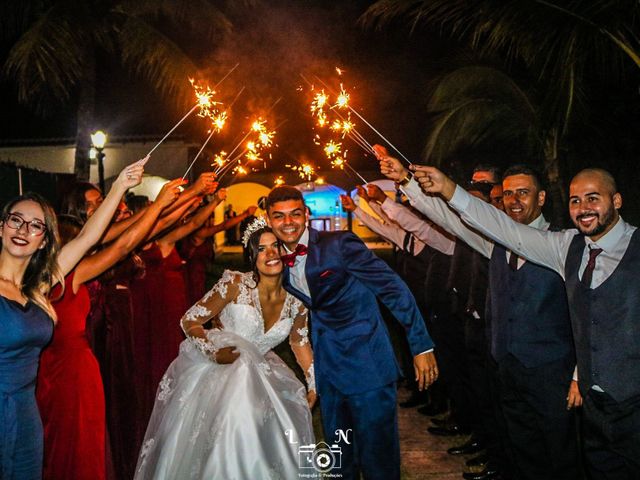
134, 271, 315, 480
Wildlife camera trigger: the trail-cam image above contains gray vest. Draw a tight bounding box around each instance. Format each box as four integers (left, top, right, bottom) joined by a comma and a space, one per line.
489, 244, 573, 368
565, 230, 640, 402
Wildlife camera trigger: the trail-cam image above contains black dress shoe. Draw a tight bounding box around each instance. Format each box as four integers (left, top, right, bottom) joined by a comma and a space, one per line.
430, 415, 451, 427
462, 463, 500, 480
447, 438, 484, 455
427, 424, 471, 436
417, 403, 447, 416
466, 453, 489, 468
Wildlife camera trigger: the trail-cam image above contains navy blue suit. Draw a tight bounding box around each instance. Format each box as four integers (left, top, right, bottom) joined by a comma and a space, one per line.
283, 228, 433, 479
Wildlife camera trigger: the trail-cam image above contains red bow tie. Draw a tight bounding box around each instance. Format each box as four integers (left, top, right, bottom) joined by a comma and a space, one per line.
281, 244, 308, 267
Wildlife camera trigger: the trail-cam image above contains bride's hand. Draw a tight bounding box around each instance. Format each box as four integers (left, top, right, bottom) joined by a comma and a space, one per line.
307, 390, 317, 409
215, 346, 240, 364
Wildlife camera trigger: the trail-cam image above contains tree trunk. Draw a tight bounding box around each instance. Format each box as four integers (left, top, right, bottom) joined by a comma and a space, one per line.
543, 129, 568, 227
74, 52, 96, 181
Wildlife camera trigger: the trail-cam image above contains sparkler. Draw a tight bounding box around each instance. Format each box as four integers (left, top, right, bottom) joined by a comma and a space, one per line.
146, 64, 238, 157
313, 74, 412, 165
274, 175, 285, 186
287, 163, 316, 182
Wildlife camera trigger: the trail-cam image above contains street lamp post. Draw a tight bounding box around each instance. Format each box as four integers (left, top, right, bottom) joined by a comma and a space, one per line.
91, 130, 108, 193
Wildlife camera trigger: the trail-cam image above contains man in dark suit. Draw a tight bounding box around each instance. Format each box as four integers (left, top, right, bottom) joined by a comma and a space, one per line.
265, 186, 438, 480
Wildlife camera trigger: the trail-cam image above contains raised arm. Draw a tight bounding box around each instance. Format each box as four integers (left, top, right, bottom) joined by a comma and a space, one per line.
157, 193, 222, 247
180, 270, 242, 364
72, 178, 183, 286
410, 164, 573, 276
379, 196, 458, 256
288, 302, 316, 408
376, 149, 491, 258
162, 171, 217, 215
340, 194, 407, 249
57, 158, 146, 277
194, 203, 257, 243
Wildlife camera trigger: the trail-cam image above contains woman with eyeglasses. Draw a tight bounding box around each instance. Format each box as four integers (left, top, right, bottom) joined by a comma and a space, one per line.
0, 159, 145, 480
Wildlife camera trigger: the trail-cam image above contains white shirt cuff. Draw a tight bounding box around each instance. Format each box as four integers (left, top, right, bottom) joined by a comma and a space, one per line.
418, 348, 434, 355
448, 184, 471, 211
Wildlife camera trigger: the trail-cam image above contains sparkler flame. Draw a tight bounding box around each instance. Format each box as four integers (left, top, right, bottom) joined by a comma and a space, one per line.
212, 151, 227, 168
274, 175, 285, 186
324, 140, 342, 158
189, 78, 221, 119
212, 111, 227, 132
287, 163, 316, 181
335, 84, 350, 109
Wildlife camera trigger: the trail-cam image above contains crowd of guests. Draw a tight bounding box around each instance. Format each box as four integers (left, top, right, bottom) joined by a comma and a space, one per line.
339, 144, 636, 480
1, 145, 637, 480
0, 159, 256, 480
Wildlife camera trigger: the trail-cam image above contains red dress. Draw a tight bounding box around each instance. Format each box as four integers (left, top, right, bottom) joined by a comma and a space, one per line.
179, 237, 215, 305
130, 244, 187, 444
37, 272, 105, 480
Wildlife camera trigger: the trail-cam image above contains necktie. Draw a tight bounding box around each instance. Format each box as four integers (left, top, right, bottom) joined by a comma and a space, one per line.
281, 243, 308, 267
582, 247, 603, 288
508, 251, 519, 271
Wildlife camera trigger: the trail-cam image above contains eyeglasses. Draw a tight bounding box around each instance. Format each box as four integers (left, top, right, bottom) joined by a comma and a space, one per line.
3, 213, 47, 236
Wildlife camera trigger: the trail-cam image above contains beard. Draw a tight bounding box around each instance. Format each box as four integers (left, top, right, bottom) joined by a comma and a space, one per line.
575, 207, 616, 236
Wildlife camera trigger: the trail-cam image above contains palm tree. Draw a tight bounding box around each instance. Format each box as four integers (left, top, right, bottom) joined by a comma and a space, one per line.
362, 0, 640, 210
422, 64, 573, 223
1, 0, 240, 179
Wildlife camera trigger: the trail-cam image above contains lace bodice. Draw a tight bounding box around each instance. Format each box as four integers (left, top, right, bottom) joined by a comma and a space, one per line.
180, 270, 315, 391
214, 273, 300, 354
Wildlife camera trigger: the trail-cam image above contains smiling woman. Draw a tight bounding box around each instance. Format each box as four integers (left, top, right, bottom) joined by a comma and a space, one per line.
0, 193, 61, 480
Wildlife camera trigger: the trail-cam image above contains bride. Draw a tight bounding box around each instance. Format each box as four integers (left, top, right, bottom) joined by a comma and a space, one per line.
134, 220, 316, 479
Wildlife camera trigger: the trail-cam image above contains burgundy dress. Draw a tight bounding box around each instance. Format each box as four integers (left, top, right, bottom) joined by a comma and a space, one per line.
179, 237, 215, 305
130, 244, 187, 444
37, 272, 106, 480
100, 256, 144, 480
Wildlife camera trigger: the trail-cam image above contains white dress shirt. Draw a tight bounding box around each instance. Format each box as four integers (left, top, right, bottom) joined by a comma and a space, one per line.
400, 178, 550, 267
379, 197, 456, 256
285, 228, 311, 297
353, 205, 426, 255
446, 184, 636, 288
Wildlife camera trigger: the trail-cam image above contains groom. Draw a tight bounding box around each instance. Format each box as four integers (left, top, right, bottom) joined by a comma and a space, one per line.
266, 186, 438, 479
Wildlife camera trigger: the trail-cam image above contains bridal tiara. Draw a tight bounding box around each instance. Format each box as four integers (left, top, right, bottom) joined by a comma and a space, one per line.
241, 216, 268, 247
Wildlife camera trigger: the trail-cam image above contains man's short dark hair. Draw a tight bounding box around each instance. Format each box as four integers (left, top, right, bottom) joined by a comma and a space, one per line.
266, 186, 304, 210
473, 164, 502, 184
502, 164, 546, 191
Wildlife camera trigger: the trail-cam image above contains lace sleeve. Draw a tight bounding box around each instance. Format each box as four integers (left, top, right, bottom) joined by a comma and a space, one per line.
288, 300, 315, 392
180, 270, 240, 360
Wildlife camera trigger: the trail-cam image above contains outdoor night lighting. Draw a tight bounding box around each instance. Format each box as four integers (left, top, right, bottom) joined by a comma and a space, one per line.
91, 130, 108, 192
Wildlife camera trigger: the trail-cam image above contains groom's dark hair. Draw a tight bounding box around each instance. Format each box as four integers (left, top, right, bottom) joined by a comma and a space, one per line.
265, 186, 305, 210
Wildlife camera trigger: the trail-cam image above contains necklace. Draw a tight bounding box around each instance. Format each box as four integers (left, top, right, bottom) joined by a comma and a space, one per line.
0, 275, 22, 290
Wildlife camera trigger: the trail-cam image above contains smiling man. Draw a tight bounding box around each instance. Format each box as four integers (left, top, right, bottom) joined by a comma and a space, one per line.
265, 185, 437, 480
378, 156, 580, 480
387, 163, 640, 479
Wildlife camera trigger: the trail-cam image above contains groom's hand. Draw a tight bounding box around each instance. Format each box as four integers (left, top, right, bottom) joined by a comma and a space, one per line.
414, 351, 439, 391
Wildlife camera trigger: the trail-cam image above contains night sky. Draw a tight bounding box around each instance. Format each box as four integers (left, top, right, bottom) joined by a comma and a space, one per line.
1, 0, 639, 214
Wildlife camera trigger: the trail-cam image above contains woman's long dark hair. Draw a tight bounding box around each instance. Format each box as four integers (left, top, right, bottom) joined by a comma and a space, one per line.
60, 182, 101, 222
1, 193, 64, 320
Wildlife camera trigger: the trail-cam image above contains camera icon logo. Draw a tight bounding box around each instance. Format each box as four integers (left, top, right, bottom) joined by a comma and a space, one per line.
298, 441, 342, 473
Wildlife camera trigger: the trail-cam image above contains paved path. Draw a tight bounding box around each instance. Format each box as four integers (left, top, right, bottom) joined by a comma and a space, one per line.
398, 388, 470, 480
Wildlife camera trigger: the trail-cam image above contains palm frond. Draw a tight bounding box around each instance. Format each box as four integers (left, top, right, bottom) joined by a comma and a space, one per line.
116, 15, 199, 108
3, 6, 86, 105
117, 0, 231, 40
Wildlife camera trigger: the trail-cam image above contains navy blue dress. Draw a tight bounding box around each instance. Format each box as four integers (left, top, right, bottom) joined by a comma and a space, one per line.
0, 295, 53, 480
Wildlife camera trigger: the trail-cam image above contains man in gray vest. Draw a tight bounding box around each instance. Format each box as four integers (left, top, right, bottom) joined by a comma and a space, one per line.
379, 156, 581, 480
389, 161, 640, 480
